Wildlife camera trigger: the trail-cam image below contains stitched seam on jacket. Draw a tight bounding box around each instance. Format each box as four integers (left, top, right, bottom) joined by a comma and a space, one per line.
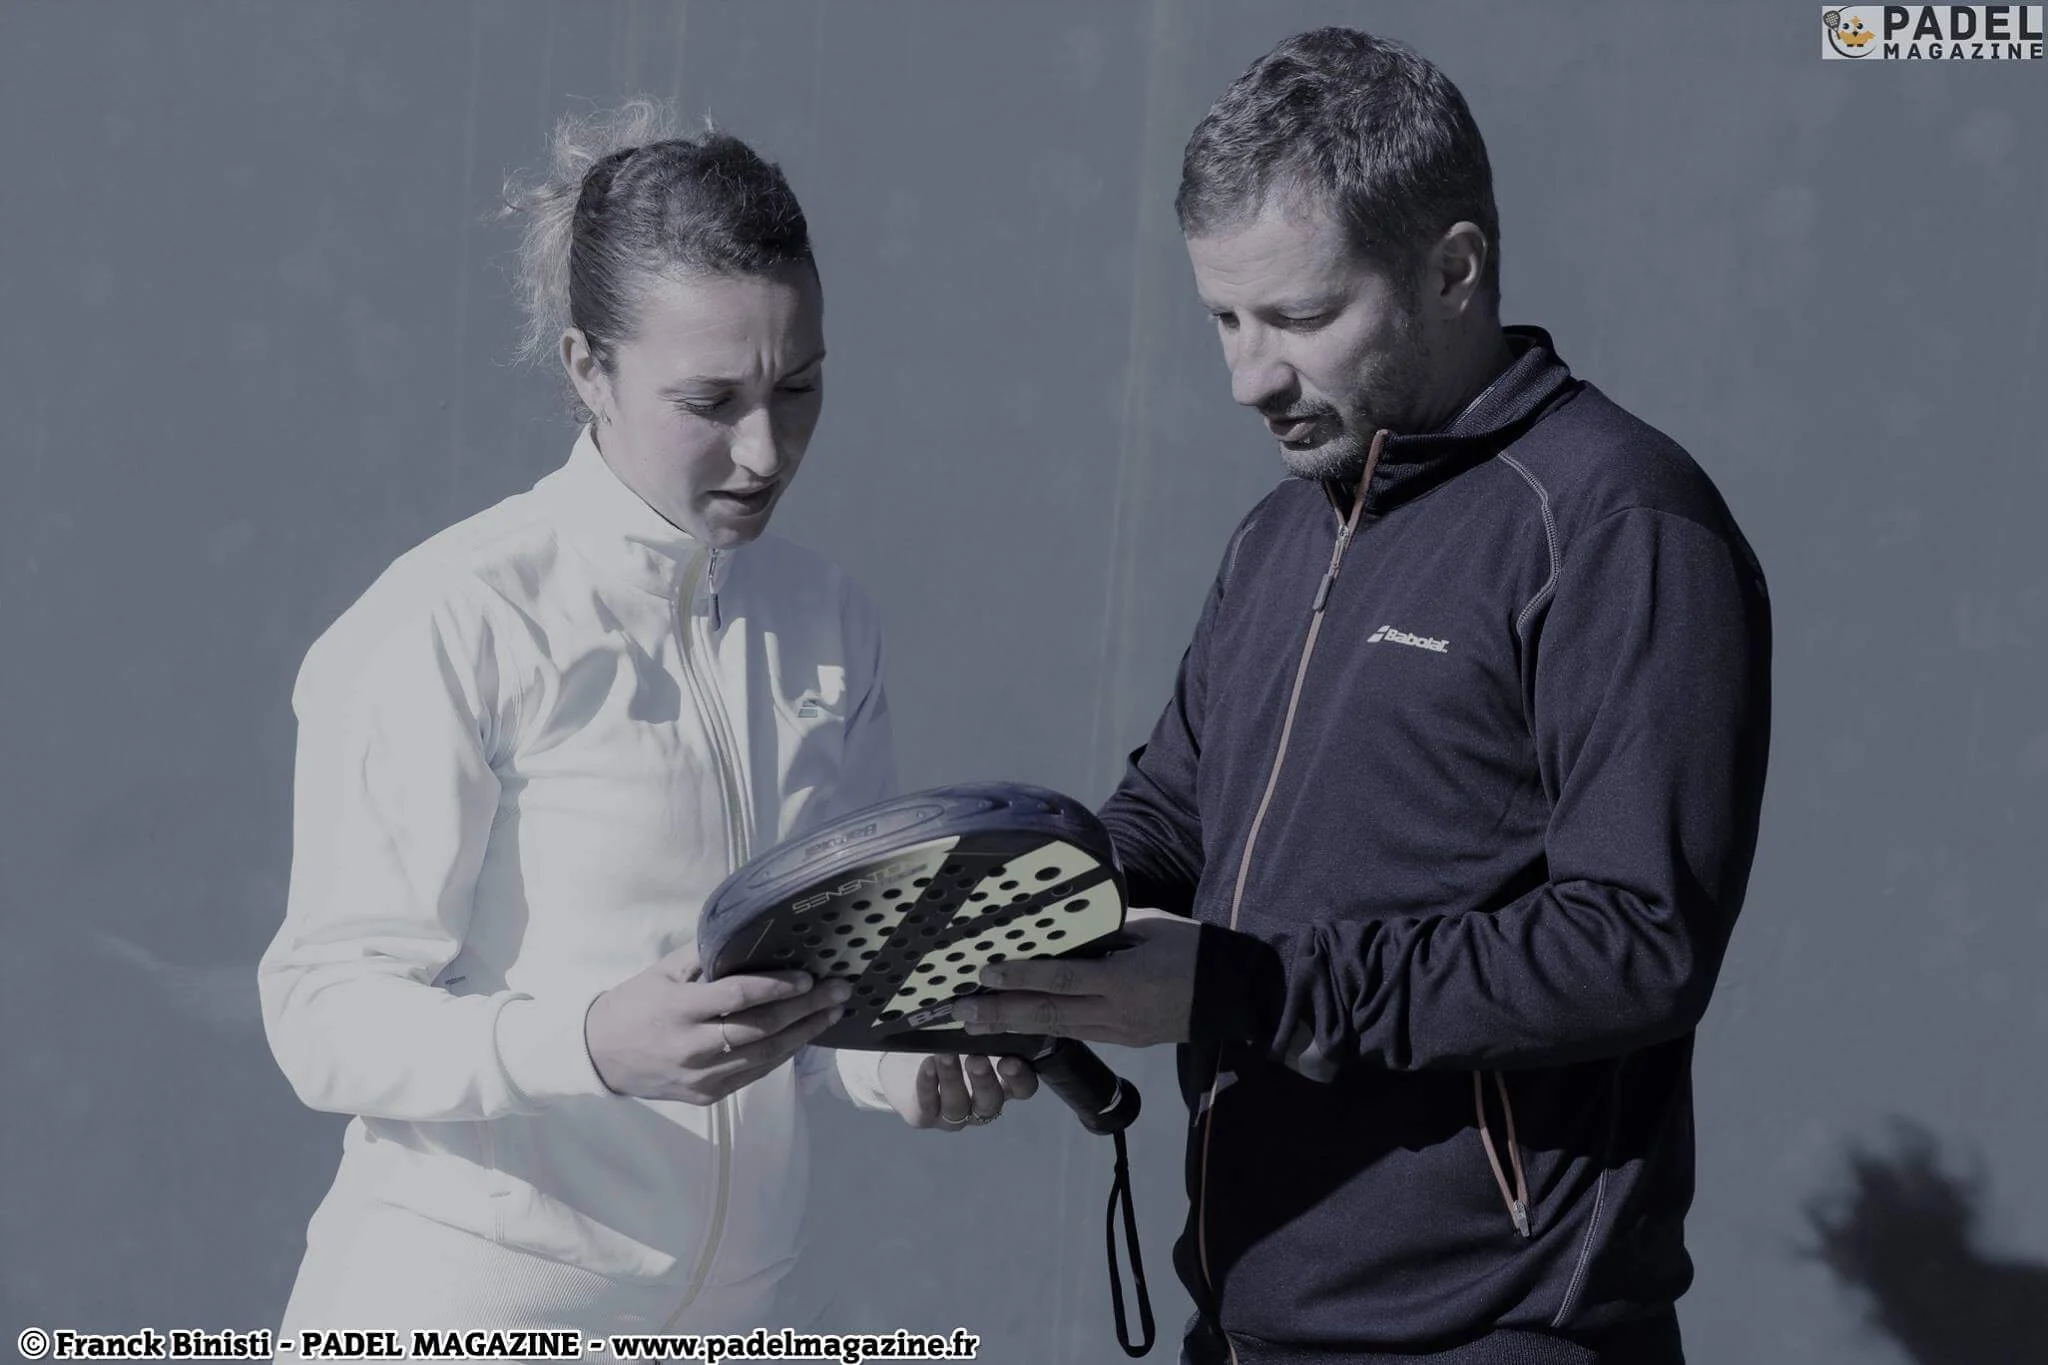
1498, 454, 1560, 636
1552, 1062, 1624, 1328
1223, 516, 1259, 596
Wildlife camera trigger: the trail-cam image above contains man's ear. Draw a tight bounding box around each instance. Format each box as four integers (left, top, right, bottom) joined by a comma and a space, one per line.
1427, 222, 1492, 318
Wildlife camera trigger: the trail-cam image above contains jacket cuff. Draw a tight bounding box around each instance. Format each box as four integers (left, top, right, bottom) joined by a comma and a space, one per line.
834, 1048, 895, 1112
495, 991, 613, 1105
1189, 923, 1287, 1053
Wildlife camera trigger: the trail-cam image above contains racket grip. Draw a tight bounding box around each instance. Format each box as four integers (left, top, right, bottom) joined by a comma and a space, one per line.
1028, 1038, 1141, 1136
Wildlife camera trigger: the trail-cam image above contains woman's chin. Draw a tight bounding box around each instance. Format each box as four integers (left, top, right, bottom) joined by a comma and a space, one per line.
696, 508, 776, 548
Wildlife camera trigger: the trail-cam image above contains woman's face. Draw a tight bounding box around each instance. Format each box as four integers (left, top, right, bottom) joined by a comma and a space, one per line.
563, 263, 825, 549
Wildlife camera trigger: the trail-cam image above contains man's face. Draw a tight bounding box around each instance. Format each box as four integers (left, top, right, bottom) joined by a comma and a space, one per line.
1187, 198, 1431, 483
566, 265, 826, 549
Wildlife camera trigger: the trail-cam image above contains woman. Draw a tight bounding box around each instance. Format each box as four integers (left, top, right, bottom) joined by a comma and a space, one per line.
258, 100, 1034, 1334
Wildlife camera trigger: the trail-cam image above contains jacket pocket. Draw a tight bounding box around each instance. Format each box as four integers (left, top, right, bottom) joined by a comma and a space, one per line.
482, 1101, 719, 1284
1197, 1067, 1551, 1345
342, 1116, 521, 1245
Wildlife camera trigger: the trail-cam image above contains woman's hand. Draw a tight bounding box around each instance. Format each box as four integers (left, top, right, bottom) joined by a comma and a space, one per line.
584, 943, 852, 1105
878, 1051, 1039, 1131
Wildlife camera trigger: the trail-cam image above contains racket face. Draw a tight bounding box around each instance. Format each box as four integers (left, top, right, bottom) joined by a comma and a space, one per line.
698, 785, 1127, 1052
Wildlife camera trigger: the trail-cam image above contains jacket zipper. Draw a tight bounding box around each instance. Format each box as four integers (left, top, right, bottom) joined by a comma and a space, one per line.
1194, 432, 1387, 1340
661, 546, 753, 1328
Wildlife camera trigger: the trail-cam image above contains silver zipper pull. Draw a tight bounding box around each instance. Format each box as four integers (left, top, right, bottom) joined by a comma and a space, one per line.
708, 548, 722, 630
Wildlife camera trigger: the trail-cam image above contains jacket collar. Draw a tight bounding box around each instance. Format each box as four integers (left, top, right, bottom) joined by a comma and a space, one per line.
546, 425, 732, 601
1331, 325, 1577, 517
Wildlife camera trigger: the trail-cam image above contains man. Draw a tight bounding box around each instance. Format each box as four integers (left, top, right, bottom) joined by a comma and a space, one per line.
955, 28, 1771, 1365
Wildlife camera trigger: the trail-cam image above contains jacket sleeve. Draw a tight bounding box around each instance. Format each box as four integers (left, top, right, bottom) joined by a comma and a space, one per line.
795, 573, 899, 1112
1192, 507, 1773, 1075
258, 586, 612, 1121
1097, 520, 1255, 914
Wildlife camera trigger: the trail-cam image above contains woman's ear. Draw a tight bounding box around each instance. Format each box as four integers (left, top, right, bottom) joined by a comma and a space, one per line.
560, 327, 610, 424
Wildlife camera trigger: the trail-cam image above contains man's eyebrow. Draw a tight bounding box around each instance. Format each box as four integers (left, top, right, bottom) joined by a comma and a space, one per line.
657, 349, 827, 394
1265, 294, 1341, 315
1198, 296, 1336, 318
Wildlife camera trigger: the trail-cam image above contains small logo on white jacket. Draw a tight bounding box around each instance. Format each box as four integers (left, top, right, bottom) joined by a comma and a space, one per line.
1367, 624, 1450, 653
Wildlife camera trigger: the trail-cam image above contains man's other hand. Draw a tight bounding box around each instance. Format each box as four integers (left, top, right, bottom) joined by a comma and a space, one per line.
953, 907, 1197, 1047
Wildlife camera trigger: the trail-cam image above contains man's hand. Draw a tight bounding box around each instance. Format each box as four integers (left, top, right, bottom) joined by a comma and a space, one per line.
584, 943, 851, 1105
953, 907, 1198, 1047
879, 1051, 1039, 1130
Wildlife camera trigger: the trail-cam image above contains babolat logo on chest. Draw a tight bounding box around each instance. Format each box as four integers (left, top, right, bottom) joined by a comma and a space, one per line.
1367, 624, 1451, 653
791, 855, 923, 913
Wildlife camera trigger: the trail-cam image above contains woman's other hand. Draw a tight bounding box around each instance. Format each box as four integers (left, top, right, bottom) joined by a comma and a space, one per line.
584, 944, 851, 1104
879, 1051, 1038, 1131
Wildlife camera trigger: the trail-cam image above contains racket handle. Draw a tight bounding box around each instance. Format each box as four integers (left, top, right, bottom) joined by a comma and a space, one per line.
1028, 1038, 1141, 1136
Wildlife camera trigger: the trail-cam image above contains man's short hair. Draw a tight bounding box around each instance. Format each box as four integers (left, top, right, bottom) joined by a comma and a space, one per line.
1177, 28, 1501, 303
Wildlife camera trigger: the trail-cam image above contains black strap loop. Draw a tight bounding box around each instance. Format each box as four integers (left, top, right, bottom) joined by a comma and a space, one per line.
1105, 1129, 1156, 1357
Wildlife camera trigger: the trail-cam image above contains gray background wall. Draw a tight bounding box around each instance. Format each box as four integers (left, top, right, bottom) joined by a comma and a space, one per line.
3, 2, 2043, 1361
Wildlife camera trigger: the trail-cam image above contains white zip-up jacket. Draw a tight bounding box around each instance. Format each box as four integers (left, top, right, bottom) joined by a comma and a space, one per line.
260, 428, 895, 1328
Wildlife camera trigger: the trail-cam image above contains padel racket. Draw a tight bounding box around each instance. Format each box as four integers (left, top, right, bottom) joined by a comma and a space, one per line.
698, 781, 1155, 1355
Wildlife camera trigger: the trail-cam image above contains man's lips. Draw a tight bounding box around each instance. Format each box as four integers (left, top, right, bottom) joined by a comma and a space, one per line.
1265, 414, 1324, 444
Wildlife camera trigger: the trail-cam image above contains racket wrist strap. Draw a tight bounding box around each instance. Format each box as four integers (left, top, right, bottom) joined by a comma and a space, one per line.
1106, 1128, 1156, 1357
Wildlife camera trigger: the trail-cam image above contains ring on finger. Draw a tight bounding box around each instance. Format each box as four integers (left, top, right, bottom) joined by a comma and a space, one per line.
719, 1018, 734, 1054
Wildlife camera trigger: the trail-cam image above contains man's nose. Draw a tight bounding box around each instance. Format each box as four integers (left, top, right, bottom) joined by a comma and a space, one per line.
1226, 331, 1292, 411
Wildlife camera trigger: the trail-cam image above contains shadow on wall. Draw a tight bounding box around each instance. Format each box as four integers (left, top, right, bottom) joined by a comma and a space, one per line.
1804, 1120, 2048, 1365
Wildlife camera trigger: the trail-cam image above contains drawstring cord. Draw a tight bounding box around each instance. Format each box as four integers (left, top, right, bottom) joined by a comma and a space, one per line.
1105, 1129, 1155, 1356
1474, 1070, 1532, 1237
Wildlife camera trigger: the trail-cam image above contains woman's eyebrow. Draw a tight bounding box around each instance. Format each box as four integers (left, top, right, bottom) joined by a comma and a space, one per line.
658, 349, 827, 394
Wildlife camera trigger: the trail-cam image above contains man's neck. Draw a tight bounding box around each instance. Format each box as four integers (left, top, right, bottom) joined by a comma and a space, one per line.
1419, 322, 1516, 434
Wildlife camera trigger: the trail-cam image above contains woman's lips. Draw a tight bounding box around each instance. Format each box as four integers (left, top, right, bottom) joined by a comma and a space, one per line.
708, 484, 777, 514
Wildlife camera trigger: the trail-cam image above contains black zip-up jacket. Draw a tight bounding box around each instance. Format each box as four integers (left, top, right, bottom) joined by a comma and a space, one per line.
1099, 328, 1771, 1365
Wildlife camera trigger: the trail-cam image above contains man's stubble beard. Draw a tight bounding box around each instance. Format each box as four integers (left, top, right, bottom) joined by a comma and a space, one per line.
1278, 300, 1432, 486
